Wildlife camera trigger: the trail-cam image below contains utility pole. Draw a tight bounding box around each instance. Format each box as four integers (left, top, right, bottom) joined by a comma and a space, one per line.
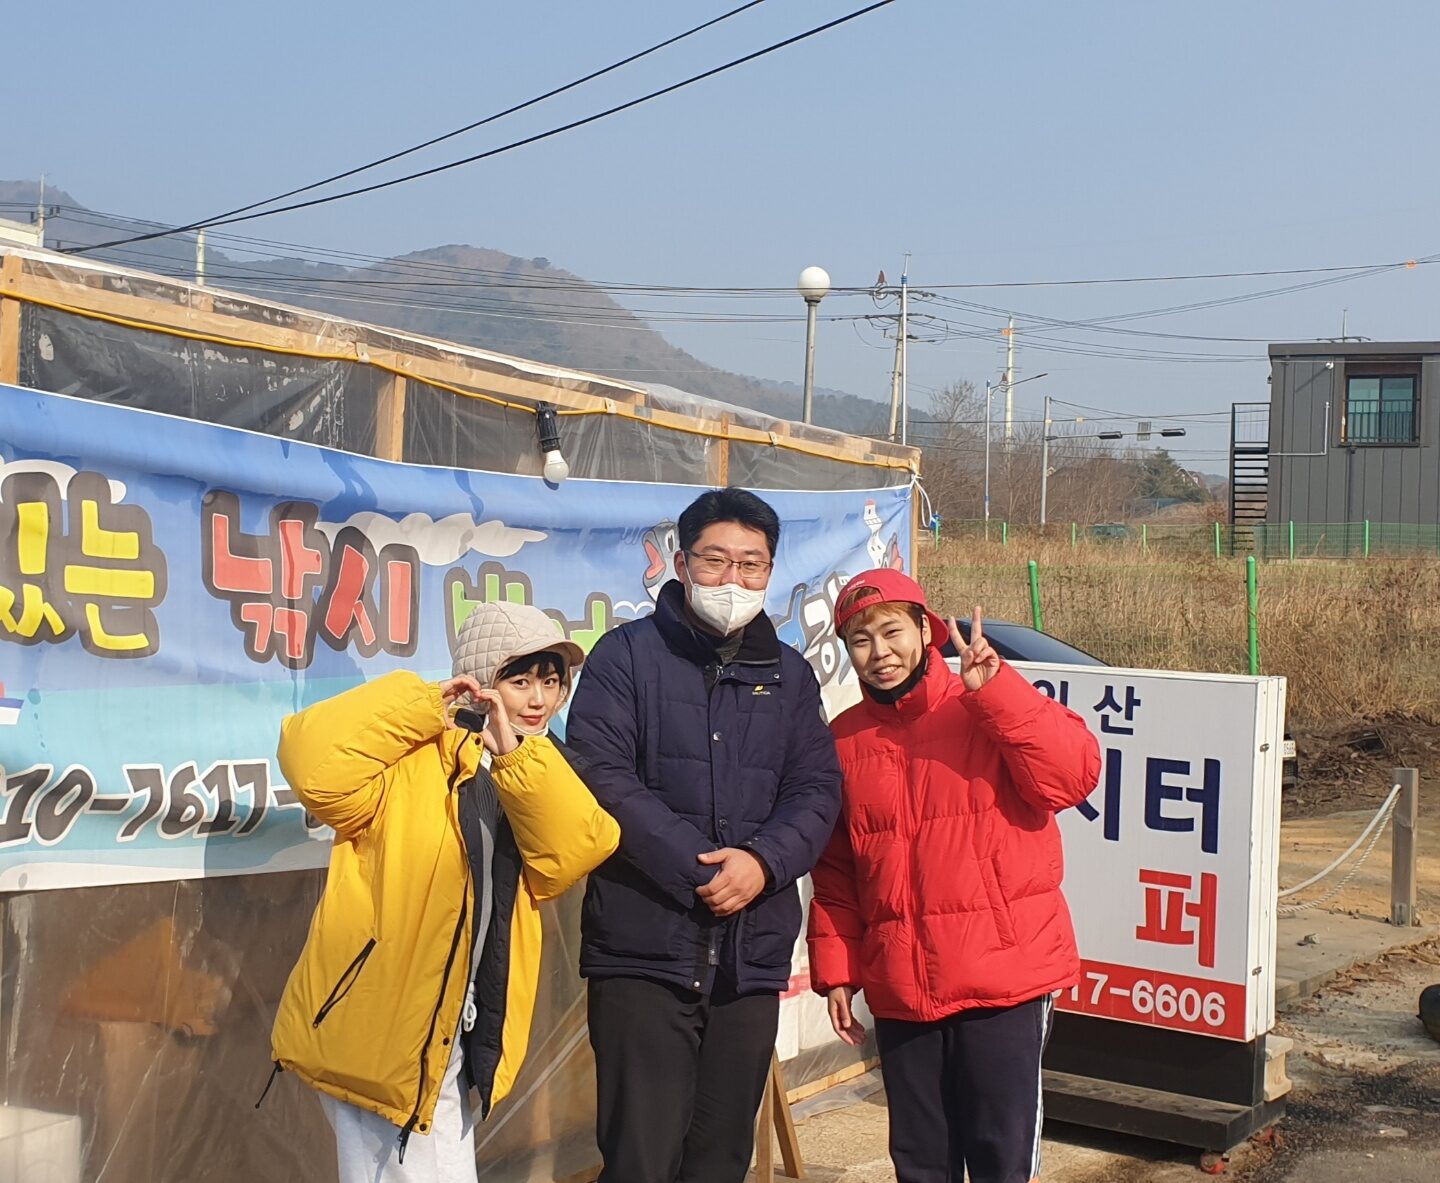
36, 175, 46, 245
887, 330, 902, 441
195, 228, 207, 287
1003, 316, 1017, 442
983, 380, 993, 538
1039, 393, 1052, 526
899, 253, 910, 446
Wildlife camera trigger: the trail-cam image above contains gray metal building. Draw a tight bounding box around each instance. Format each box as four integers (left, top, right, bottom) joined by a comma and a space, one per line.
1251, 341, 1440, 526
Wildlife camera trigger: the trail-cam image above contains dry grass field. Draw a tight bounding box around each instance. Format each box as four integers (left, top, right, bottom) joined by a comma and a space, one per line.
918, 538, 1440, 732
920, 538, 1440, 814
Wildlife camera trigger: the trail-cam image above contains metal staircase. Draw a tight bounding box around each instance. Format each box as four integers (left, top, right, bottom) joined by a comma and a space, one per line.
1229, 402, 1270, 554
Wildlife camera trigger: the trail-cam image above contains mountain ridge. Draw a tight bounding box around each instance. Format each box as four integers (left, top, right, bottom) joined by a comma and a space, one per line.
0, 180, 891, 436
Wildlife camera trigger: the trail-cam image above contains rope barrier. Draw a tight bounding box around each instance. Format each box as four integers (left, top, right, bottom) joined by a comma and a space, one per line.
1276, 783, 1401, 916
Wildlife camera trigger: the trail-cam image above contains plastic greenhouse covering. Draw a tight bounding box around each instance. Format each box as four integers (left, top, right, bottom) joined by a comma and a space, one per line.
0, 247, 904, 1181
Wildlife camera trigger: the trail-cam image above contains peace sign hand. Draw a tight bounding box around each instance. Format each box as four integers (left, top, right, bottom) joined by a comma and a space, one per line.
948, 607, 1001, 692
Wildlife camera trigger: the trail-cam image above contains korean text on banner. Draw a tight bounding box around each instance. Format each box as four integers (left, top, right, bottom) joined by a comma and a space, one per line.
0, 383, 913, 891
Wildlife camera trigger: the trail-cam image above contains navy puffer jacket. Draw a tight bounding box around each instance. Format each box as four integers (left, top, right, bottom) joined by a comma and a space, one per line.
568, 580, 842, 994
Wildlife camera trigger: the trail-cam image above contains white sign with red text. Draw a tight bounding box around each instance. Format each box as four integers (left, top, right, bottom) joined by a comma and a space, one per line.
1009, 662, 1286, 1043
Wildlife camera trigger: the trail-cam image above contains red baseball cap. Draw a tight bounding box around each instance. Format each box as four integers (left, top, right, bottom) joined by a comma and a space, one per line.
833, 568, 949, 650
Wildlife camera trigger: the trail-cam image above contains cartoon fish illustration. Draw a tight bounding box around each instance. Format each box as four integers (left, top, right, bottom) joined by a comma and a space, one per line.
642, 519, 680, 603
884, 532, 905, 571
863, 499, 886, 567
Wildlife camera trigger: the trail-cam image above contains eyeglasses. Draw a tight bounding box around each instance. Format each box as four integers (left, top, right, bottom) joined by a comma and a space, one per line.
684, 551, 774, 580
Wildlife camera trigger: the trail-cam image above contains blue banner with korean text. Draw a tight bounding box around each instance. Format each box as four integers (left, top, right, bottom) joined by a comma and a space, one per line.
0, 384, 912, 890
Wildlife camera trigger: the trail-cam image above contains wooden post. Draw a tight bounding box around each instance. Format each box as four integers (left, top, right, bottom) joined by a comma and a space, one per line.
1391, 767, 1419, 927
770, 1051, 805, 1180
755, 1062, 775, 1182
376, 373, 407, 462
717, 413, 732, 486
754, 1051, 805, 1181
0, 253, 23, 386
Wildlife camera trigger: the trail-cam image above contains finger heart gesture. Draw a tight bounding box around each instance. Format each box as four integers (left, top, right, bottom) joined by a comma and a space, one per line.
947, 607, 1001, 692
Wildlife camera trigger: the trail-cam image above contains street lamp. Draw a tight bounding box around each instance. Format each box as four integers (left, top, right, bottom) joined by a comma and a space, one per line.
797, 266, 830, 424
1093, 428, 1187, 441
1041, 424, 1186, 523
983, 371, 1047, 537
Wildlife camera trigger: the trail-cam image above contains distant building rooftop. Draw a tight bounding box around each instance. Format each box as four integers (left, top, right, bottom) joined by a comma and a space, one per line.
0, 218, 41, 248
1268, 340, 1440, 358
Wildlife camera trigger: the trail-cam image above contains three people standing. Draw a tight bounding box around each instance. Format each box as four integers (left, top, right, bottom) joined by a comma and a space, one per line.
271, 483, 1099, 1183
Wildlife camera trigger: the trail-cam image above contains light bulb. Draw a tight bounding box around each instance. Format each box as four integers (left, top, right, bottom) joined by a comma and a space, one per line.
543, 449, 570, 485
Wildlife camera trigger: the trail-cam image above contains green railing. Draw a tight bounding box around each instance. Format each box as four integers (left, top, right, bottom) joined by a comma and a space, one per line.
927, 518, 1440, 560
1250, 521, 1440, 559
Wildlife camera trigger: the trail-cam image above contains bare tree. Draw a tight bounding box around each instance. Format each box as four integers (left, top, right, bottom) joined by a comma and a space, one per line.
912, 380, 986, 522
911, 382, 1207, 528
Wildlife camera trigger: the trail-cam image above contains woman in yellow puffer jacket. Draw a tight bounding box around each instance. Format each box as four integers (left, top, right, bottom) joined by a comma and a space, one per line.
268, 601, 620, 1182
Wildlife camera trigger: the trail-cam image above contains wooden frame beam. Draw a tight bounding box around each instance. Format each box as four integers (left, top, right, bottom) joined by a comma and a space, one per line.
0, 254, 22, 386
376, 373, 407, 462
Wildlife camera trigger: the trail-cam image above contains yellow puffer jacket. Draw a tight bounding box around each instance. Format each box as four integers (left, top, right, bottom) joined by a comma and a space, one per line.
270, 670, 619, 1133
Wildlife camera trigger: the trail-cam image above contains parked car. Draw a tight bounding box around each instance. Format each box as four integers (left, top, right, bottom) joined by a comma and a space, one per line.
939, 616, 1298, 788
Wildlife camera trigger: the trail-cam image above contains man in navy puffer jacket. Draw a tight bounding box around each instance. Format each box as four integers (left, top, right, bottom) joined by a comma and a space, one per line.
567, 487, 842, 1183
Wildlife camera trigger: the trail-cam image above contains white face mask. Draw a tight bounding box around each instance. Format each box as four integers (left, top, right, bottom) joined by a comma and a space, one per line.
686, 579, 767, 636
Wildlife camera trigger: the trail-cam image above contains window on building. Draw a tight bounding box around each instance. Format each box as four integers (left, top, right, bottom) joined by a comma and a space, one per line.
1345, 374, 1418, 444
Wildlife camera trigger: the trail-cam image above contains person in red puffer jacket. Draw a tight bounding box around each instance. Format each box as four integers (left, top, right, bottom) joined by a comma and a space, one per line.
808, 568, 1100, 1183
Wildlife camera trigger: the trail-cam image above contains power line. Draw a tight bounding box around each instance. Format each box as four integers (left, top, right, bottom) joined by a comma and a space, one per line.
920, 260, 1435, 290
66, 0, 899, 253
46, 204, 1440, 311
148, 2, 769, 242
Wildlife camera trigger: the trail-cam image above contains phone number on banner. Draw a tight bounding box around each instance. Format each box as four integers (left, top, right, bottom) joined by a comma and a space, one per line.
1057, 959, 1247, 1040
0, 761, 320, 847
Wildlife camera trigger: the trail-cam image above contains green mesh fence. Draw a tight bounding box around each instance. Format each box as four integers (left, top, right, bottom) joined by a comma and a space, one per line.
1250, 521, 1440, 559
931, 518, 1440, 560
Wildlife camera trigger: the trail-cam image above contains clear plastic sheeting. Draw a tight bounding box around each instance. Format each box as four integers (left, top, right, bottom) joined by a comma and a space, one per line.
4, 248, 915, 492
12, 250, 643, 407
0, 246, 918, 1182
0, 873, 851, 1183
727, 441, 890, 492
403, 380, 714, 485
0, 875, 333, 1183
0, 876, 598, 1183
642, 383, 911, 490
19, 307, 382, 457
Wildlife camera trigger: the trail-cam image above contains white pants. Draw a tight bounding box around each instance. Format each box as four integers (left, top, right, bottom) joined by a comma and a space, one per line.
320, 1033, 478, 1183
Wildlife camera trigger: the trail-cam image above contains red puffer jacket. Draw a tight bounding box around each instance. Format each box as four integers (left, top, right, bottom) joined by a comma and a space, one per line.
808, 654, 1101, 1022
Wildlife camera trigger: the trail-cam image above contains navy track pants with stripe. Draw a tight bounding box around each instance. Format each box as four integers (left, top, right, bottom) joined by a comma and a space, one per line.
875, 994, 1055, 1183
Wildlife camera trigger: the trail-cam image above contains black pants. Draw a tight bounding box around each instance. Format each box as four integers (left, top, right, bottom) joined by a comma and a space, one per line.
876, 994, 1055, 1183
588, 975, 780, 1183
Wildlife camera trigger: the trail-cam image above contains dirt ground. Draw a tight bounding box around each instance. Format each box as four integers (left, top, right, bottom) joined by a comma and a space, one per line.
1286, 715, 1440, 818
1228, 939, 1440, 1182
784, 941, 1440, 1183
777, 755, 1440, 1183
1277, 805, 1439, 921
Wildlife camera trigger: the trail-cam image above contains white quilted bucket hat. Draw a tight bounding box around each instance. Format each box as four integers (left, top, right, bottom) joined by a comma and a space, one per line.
451, 601, 585, 691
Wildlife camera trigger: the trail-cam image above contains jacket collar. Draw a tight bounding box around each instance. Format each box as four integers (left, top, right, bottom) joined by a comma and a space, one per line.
653, 579, 781, 667
861, 644, 954, 722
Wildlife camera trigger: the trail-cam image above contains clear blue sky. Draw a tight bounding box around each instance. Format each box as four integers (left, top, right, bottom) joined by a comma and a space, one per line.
6, 0, 1440, 469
